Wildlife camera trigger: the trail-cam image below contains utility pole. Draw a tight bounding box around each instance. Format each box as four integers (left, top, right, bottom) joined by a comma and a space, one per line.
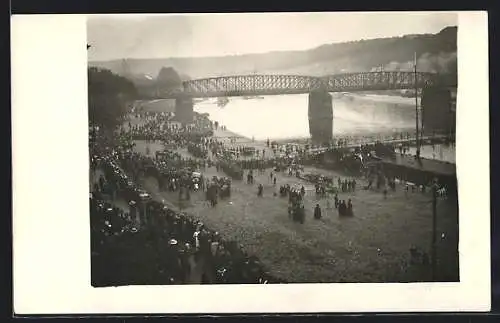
414, 52, 420, 158
421, 87, 425, 141
431, 178, 438, 280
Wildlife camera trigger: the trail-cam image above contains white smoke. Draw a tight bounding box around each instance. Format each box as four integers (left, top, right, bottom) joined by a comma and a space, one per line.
370, 52, 457, 74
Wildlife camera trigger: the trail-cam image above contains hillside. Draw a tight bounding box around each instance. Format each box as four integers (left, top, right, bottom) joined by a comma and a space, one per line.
89, 26, 457, 80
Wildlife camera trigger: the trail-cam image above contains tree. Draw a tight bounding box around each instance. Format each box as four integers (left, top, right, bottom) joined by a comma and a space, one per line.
156, 67, 182, 90
88, 67, 137, 130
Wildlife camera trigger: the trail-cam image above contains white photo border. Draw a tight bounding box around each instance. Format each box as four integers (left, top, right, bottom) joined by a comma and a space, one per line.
11, 11, 490, 314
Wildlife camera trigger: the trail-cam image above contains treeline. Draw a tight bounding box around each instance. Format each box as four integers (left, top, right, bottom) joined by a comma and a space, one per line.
88, 67, 137, 130
304, 26, 457, 73
126, 66, 185, 98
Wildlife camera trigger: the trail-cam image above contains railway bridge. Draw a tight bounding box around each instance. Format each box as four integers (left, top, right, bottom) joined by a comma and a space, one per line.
158, 71, 457, 143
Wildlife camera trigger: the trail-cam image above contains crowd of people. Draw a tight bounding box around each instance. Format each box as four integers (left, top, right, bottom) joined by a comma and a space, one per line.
90, 130, 286, 286
123, 112, 214, 147
187, 142, 209, 159
89, 104, 453, 285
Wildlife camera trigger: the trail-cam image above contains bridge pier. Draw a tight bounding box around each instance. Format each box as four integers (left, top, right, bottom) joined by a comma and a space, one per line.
175, 97, 194, 125
421, 87, 455, 135
308, 90, 333, 144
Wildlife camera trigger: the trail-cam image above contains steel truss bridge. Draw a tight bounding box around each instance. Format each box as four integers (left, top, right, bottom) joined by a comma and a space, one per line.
162, 71, 456, 99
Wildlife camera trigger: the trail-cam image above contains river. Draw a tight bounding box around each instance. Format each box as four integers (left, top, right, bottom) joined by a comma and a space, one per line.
193, 93, 455, 163
194, 93, 417, 140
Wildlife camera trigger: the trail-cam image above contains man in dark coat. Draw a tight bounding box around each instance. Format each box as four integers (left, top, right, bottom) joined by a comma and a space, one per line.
347, 199, 353, 216
339, 200, 346, 216
314, 204, 322, 220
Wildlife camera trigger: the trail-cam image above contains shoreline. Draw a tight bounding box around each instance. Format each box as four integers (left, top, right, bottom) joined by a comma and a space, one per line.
210, 122, 419, 146
209, 121, 456, 164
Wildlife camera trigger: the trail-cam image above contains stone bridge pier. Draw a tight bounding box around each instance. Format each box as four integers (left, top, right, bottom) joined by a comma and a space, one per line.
421, 87, 455, 135
308, 89, 333, 144
175, 97, 194, 125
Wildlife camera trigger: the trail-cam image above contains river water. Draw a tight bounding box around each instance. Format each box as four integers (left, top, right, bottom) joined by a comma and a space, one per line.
194, 93, 418, 140
193, 93, 456, 163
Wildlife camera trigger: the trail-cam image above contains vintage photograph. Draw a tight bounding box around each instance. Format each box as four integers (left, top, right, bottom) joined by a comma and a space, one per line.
87, 12, 459, 286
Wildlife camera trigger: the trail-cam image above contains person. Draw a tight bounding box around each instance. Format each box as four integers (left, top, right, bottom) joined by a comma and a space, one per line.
93, 182, 100, 195
273, 177, 277, 186
257, 184, 263, 197
314, 204, 322, 220
334, 193, 339, 209
347, 199, 353, 216
339, 200, 346, 216
99, 174, 105, 192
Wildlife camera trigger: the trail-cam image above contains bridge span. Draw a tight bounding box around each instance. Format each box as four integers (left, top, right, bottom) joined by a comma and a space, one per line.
162, 71, 455, 99
162, 71, 456, 144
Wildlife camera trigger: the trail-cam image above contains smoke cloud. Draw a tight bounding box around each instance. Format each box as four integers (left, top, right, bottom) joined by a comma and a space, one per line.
371, 52, 457, 74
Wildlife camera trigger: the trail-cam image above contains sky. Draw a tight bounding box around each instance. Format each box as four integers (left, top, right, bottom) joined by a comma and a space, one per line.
87, 12, 458, 61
